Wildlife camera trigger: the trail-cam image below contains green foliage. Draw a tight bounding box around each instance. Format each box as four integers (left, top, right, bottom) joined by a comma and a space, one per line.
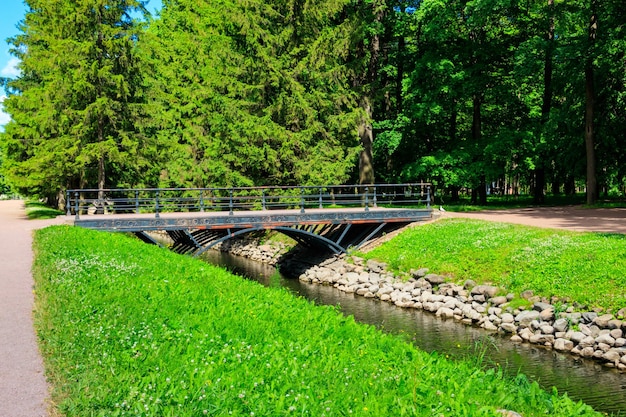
32, 226, 602, 416
0, 0, 154, 201
143, 0, 361, 188
361, 218, 626, 312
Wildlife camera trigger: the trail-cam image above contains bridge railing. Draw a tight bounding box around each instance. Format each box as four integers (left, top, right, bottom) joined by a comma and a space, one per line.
66, 183, 431, 219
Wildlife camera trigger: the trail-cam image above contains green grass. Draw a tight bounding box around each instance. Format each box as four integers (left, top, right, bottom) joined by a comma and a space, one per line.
360, 218, 626, 313
25, 201, 64, 219
33, 226, 602, 417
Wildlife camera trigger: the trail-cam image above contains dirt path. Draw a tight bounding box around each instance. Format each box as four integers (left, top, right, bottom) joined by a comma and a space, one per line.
442, 205, 626, 234
0, 201, 65, 417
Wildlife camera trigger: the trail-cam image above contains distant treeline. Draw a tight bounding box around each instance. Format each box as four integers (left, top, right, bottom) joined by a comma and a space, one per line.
1, 0, 624, 207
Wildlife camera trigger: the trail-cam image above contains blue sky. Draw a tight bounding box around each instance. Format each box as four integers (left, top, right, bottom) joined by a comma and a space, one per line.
1, 0, 162, 129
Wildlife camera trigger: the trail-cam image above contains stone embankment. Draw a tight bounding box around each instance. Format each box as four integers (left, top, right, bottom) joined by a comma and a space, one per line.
214, 237, 626, 372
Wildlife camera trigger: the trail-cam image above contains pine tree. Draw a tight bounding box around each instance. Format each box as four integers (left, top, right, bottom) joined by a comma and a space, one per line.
1, 0, 149, 205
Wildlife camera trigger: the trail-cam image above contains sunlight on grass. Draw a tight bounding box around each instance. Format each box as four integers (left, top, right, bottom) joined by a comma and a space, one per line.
32, 226, 602, 416
361, 218, 626, 312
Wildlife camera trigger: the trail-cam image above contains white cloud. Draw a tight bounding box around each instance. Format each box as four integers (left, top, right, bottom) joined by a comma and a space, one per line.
0, 94, 10, 130
1, 57, 21, 78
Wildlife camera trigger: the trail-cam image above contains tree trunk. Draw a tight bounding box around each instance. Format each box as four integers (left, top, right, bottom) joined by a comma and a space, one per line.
534, 0, 555, 205
472, 94, 486, 204
359, 96, 375, 184
98, 117, 106, 201
585, 4, 598, 205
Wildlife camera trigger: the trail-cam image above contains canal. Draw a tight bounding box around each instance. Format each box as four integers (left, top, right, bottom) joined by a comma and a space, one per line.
202, 250, 626, 415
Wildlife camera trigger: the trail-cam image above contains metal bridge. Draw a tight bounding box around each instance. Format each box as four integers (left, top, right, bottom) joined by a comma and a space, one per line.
66, 183, 433, 256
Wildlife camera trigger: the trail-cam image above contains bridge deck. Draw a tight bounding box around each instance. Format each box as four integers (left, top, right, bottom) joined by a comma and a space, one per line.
72, 207, 433, 232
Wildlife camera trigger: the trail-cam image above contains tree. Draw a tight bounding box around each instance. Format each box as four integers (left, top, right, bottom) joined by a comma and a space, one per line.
145, 0, 361, 188
1, 0, 150, 205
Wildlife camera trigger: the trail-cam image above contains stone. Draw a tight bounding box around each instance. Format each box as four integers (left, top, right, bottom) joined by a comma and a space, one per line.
610, 328, 623, 339
515, 310, 540, 326
424, 273, 446, 285
579, 336, 596, 348
608, 319, 623, 330
579, 323, 592, 336
463, 279, 476, 289
510, 335, 523, 343
568, 331, 586, 344
596, 343, 611, 352
593, 313, 614, 328
595, 334, 616, 346
533, 301, 553, 312
473, 294, 486, 303
554, 338, 574, 352
539, 308, 555, 321
500, 323, 517, 333
366, 259, 387, 273
410, 268, 429, 278
553, 318, 569, 333
540, 325, 555, 335
520, 290, 534, 299
615, 338, 626, 347
482, 320, 498, 331
471, 285, 499, 298
436, 307, 455, 319
380, 294, 391, 302
581, 312, 598, 324
490, 296, 508, 306
579, 346, 595, 358
501, 313, 515, 323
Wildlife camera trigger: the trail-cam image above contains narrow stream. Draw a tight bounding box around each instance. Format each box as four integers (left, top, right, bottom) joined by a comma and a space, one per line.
202, 251, 626, 415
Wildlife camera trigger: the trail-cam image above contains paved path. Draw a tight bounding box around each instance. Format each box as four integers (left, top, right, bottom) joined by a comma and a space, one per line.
443, 205, 626, 234
0, 201, 65, 417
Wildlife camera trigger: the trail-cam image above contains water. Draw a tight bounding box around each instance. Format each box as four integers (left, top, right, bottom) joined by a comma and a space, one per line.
202, 251, 626, 415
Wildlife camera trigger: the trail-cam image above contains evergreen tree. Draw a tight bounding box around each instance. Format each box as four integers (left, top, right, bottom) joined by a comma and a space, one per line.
1, 0, 149, 205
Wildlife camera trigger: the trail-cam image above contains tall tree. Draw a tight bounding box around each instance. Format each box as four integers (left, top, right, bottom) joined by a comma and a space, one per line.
146, 0, 361, 188
1, 0, 149, 205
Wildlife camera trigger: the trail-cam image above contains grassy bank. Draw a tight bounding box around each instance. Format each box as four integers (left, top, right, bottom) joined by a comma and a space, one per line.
33, 226, 602, 416
361, 218, 626, 313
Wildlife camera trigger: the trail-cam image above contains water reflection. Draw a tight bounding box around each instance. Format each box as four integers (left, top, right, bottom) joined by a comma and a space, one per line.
202, 251, 626, 415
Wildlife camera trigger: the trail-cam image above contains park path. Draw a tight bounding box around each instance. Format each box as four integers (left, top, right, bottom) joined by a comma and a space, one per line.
442, 205, 626, 234
0, 200, 66, 417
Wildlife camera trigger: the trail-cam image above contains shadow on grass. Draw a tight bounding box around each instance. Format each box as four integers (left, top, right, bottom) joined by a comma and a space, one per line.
25, 201, 64, 220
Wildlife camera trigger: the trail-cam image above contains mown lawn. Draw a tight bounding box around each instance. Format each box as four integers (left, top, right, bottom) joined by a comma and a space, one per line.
361, 218, 626, 313
33, 226, 601, 416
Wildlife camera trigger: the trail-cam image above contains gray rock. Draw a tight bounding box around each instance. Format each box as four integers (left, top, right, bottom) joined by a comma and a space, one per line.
482, 320, 498, 331
463, 279, 476, 289
366, 259, 387, 273
539, 308, 555, 321
424, 273, 446, 285
568, 331, 586, 344
553, 318, 569, 333
500, 323, 517, 333
593, 313, 614, 328
520, 290, 534, 299
615, 338, 626, 347
610, 328, 623, 339
533, 301, 553, 312
579, 336, 596, 348
501, 313, 515, 323
490, 296, 508, 306
540, 325, 555, 335
471, 285, 499, 298
581, 312, 598, 324
580, 346, 595, 358
595, 334, 616, 346
510, 335, 523, 343
436, 307, 455, 319
554, 338, 574, 352
608, 319, 623, 330
515, 310, 540, 326
410, 267, 429, 278
472, 294, 486, 303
